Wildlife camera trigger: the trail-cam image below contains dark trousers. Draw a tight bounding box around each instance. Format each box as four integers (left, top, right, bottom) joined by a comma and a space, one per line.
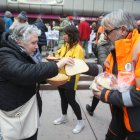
105, 107, 140, 140
90, 96, 100, 112
38, 45, 42, 53
58, 87, 82, 120
81, 40, 89, 58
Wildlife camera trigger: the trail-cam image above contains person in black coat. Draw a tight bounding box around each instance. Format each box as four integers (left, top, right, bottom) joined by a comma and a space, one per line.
0, 17, 6, 140
34, 18, 48, 53
0, 24, 74, 140
86, 33, 111, 116
0, 18, 5, 45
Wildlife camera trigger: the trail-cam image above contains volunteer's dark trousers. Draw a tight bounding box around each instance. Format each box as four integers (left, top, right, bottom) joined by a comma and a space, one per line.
105, 107, 140, 140
58, 87, 82, 120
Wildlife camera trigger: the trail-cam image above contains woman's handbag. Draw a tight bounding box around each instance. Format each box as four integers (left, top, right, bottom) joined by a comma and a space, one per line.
0, 94, 39, 140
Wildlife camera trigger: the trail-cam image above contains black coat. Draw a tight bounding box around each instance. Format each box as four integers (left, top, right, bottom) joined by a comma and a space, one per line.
0, 33, 58, 111
34, 21, 48, 46
97, 43, 110, 66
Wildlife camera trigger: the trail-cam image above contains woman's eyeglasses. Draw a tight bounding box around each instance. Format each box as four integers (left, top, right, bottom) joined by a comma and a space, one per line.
104, 27, 120, 36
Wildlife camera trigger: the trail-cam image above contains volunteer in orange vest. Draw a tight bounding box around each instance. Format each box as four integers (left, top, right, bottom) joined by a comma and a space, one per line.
85, 9, 140, 140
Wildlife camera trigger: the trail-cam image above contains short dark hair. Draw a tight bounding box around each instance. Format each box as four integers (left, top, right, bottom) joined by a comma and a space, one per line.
64, 25, 79, 48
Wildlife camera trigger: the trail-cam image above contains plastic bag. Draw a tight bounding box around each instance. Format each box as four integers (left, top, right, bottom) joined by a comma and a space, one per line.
117, 71, 135, 92
90, 72, 118, 91
90, 71, 135, 93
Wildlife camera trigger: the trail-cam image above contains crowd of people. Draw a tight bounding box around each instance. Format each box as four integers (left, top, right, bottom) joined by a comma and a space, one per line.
0, 9, 140, 140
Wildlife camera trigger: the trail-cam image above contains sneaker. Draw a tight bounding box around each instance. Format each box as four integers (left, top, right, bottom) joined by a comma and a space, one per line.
53, 115, 68, 125
72, 120, 85, 134
86, 104, 93, 116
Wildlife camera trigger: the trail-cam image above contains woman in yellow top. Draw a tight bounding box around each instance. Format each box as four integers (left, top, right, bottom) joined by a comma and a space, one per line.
53, 25, 85, 134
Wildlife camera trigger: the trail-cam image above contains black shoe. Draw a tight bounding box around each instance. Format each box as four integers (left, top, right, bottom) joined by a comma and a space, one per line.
86, 104, 93, 116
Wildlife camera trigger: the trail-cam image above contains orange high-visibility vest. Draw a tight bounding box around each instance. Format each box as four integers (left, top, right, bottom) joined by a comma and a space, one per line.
104, 29, 140, 132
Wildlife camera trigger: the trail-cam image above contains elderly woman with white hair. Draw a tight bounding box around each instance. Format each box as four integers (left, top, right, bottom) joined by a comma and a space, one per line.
0, 24, 74, 140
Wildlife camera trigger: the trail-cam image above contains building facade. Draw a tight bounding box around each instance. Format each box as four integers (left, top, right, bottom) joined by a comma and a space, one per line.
0, 0, 140, 19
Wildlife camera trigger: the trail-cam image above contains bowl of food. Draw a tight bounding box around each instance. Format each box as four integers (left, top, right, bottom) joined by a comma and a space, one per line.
47, 73, 68, 86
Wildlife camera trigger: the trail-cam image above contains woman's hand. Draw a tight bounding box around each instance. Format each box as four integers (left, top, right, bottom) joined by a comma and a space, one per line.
56, 57, 74, 69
